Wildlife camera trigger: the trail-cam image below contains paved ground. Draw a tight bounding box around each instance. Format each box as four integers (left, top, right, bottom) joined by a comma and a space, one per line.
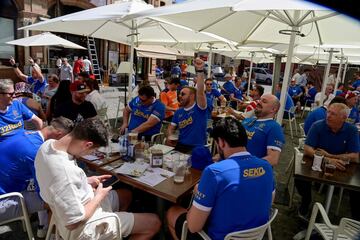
0, 85, 355, 240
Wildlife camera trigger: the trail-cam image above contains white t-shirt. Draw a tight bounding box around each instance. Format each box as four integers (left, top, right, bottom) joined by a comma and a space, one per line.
314, 93, 335, 107
35, 140, 108, 238
85, 90, 107, 111
83, 59, 92, 72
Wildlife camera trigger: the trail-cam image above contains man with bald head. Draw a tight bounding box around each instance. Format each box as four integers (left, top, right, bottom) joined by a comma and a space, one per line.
242, 94, 285, 166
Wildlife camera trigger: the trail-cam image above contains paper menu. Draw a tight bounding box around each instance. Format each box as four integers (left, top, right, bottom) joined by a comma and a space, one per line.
136, 168, 175, 187
114, 162, 149, 177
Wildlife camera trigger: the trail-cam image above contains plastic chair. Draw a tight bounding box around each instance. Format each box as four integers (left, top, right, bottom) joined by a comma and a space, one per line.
285, 146, 304, 208
45, 212, 122, 240
299, 122, 306, 137
0, 192, 35, 240
97, 107, 110, 127
301, 100, 315, 118
283, 106, 298, 139
181, 208, 278, 240
305, 202, 360, 240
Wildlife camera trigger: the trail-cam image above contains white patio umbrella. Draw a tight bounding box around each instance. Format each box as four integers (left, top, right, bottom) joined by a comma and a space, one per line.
6, 32, 86, 49
19, 0, 224, 100
133, 0, 360, 123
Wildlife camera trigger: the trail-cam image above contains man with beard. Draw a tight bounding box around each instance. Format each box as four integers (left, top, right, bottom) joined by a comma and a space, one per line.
166, 58, 207, 152
166, 118, 274, 240
53, 80, 97, 122
242, 94, 285, 166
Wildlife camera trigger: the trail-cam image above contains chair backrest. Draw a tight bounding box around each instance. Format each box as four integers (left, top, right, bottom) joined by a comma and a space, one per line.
299, 123, 305, 137
224, 208, 278, 240
294, 147, 304, 163
97, 107, 108, 120
337, 218, 360, 239
0, 192, 34, 240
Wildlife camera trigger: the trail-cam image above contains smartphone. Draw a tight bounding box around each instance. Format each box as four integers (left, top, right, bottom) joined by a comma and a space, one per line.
103, 176, 120, 188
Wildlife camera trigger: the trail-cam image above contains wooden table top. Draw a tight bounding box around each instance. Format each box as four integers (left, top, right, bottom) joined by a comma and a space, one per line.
79, 154, 201, 203
294, 155, 360, 191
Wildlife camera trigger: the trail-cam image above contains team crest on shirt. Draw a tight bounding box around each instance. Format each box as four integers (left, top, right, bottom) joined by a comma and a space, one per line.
12, 110, 19, 118
258, 123, 265, 129
245, 130, 255, 140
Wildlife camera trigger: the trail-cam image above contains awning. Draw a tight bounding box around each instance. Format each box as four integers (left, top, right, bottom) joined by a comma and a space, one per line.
135, 45, 177, 60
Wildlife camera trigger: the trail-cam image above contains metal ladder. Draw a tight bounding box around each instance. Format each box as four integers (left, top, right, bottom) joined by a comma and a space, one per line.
87, 37, 102, 84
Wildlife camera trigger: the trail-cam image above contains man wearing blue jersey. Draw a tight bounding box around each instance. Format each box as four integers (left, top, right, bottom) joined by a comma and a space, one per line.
167, 58, 207, 152
205, 78, 226, 118
288, 79, 303, 104
296, 103, 360, 220
242, 94, 285, 166
166, 118, 274, 240
120, 85, 165, 141
10, 57, 46, 95
0, 117, 73, 236
275, 83, 294, 119
0, 79, 43, 142
220, 73, 236, 98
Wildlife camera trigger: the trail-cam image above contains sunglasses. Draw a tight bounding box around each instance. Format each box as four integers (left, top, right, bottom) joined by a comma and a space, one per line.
0, 92, 15, 97
206, 83, 213, 86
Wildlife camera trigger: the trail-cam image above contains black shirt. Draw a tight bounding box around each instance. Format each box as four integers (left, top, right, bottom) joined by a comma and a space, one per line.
54, 100, 97, 122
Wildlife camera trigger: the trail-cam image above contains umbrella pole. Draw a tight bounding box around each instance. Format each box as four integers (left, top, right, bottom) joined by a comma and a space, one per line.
207, 43, 213, 78
247, 52, 255, 96
342, 60, 348, 84
334, 55, 344, 91
128, 19, 136, 102
276, 11, 300, 124
319, 48, 334, 105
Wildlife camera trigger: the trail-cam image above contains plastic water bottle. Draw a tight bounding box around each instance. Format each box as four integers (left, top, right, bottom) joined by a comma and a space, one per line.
119, 128, 128, 157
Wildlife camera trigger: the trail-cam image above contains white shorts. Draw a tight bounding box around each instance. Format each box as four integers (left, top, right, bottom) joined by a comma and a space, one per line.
101, 190, 135, 238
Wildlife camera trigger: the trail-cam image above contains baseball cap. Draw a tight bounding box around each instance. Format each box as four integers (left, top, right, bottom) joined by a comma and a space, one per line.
345, 91, 357, 99
70, 80, 90, 93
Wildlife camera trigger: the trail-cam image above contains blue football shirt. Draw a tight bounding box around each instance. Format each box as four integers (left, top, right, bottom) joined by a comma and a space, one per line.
172, 103, 207, 147
288, 85, 302, 97
304, 107, 327, 135
347, 107, 360, 124
206, 89, 222, 118
0, 131, 43, 194
128, 97, 165, 137
193, 152, 274, 240
306, 120, 360, 154
0, 100, 34, 142
222, 81, 236, 94
242, 117, 285, 158
27, 76, 47, 95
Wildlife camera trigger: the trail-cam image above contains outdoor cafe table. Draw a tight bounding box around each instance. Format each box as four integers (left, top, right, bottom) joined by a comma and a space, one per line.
294, 155, 360, 213
78, 153, 202, 204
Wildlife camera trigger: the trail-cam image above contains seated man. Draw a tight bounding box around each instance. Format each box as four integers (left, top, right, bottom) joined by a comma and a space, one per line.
242, 94, 285, 166
345, 91, 359, 124
166, 118, 274, 240
0, 117, 73, 237
303, 80, 317, 106
0, 79, 43, 142
288, 78, 303, 107
120, 85, 165, 141
296, 103, 360, 219
304, 96, 345, 135
167, 58, 207, 152
53, 80, 97, 122
160, 77, 180, 122
35, 118, 161, 239
10, 57, 46, 95
275, 82, 294, 119
229, 77, 243, 109
314, 83, 335, 107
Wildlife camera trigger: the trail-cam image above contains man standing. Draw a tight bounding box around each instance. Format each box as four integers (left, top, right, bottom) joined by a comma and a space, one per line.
205, 78, 226, 118
73, 56, 84, 78
296, 103, 360, 219
53, 80, 97, 122
0, 79, 43, 142
10, 57, 46, 95
242, 94, 285, 166
83, 56, 92, 74
167, 58, 207, 152
166, 118, 274, 240
120, 85, 165, 141
35, 118, 161, 239
59, 58, 74, 82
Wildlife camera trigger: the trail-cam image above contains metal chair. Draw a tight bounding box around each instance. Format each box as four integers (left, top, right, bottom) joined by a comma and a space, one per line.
299, 122, 306, 137
301, 100, 315, 118
0, 192, 34, 240
181, 208, 278, 240
45, 212, 122, 240
285, 147, 304, 208
305, 202, 360, 240
97, 107, 110, 127
283, 106, 298, 139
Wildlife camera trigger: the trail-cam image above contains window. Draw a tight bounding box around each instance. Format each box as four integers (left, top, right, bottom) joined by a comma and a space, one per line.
0, 17, 15, 59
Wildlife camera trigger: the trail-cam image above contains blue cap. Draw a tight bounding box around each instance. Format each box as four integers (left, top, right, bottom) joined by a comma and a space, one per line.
191, 146, 213, 171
